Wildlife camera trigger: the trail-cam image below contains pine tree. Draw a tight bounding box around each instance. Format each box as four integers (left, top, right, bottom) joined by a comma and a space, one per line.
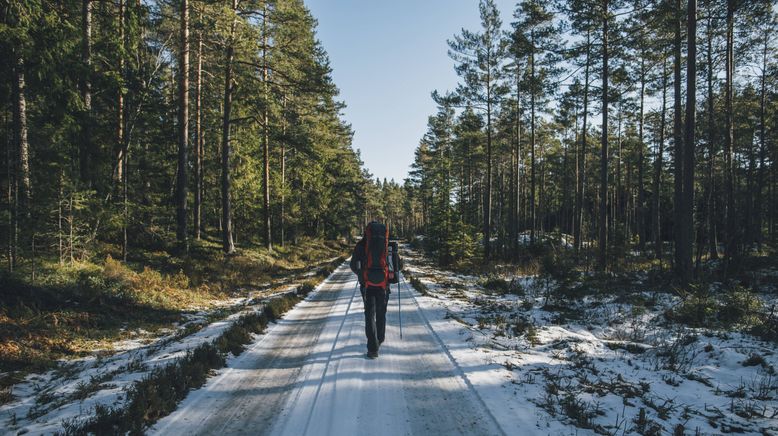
511, 0, 563, 245
443, 0, 507, 260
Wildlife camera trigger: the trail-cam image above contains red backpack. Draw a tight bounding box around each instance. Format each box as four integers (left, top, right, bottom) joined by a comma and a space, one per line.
363, 222, 389, 289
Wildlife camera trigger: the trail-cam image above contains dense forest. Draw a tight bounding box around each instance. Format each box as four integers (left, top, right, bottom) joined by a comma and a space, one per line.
0, 0, 399, 275
398, 0, 777, 280
1, 1, 778, 432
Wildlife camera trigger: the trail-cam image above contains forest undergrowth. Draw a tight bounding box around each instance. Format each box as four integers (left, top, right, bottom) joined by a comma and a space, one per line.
404, 238, 778, 433
0, 237, 349, 391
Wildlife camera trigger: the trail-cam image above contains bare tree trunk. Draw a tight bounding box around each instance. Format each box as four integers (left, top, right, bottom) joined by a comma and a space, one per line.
122, 145, 128, 261
81, 0, 92, 188
69, 192, 74, 263
194, 13, 203, 240
176, 0, 190, 252
529, 34, 536, 246
637, 54, 646, 252
724, 0, 736, 263
513, 75, 522, 256
280, 96, 287, 247
13, 52, 31, 223
484, 76, 493, 260
575, 31, 591, 252
598, 0, 609, 271
221, 0, 237, 254
672, 0, 684, 273
262, 4, 272, 250
58, 175, 64, 265
6, 109, 14, 272
514, 79, 522, 255
755, 31, 769, 249
655, 59, 668, 262
117, 0, 128, 260
616, 106, 622, 246
705, 11, 719, 259
679, 0, 697, 281
116, 0, 125, 185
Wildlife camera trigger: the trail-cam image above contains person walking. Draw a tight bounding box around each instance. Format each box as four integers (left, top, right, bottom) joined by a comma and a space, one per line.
349, 220, 399, 359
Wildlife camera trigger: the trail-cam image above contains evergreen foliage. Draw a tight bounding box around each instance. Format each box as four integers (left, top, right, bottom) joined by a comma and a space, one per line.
0, 0, 380, 271
402, 0, 778, 278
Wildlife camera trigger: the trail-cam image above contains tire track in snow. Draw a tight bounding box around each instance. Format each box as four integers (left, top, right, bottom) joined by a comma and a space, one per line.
399, 274, 507, 436
299, 281, 360, 435
153, 262, 506, 436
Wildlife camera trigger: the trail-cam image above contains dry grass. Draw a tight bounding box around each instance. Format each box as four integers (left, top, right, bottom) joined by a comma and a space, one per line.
0, 238, 349, 375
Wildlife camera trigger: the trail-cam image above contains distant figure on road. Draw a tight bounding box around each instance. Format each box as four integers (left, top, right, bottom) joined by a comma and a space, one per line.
350, 220, 400, 359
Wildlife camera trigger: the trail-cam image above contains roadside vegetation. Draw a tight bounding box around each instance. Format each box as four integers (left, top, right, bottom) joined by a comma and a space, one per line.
58, 286, 315, 436
0, 237, 348, 398
403, 243, 778, 433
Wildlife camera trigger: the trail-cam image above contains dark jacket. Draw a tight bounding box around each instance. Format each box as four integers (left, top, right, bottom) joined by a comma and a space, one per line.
349, 238, 366, 284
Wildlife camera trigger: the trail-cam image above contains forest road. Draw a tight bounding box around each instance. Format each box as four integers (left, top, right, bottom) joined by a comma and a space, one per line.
151, 263, 506, 436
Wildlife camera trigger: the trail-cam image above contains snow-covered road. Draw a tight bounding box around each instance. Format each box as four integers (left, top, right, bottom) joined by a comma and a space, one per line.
151, 264, 506, 436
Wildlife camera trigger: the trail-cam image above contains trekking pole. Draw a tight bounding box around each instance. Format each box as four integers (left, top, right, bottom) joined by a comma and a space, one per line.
398, 276, 403, 339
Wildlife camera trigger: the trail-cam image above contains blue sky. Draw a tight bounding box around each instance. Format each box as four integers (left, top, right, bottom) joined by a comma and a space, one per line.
305, 0, 516, 183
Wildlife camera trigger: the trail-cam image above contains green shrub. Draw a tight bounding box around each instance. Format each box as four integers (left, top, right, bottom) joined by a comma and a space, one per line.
482, 276, 508, 293
482, 276, 524, 295
668, 291, 717, 327
409, 275, 429, 296
264, 295, 301, 321
297, 280, 318, 296
668, 284, 765, 330
719, 286, 762, 325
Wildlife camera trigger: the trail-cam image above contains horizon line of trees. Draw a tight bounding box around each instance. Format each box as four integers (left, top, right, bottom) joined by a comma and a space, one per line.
1, 0, 383, 278
402, 0, 776, 280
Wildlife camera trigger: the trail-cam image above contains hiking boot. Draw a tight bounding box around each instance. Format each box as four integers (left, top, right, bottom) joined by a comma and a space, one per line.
367, 350, 378, 359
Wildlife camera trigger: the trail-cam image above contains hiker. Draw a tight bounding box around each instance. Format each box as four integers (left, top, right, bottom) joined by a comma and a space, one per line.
350, 220, 401, 359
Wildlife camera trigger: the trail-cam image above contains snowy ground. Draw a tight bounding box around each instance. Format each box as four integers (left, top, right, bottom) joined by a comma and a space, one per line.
402, 246, 778, 435
0, 282, 308, 435
152, 263, 511, 436
5, 249, 776, 435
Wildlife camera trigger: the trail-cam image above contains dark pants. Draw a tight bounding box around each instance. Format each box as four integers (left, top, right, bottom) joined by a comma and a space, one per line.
363, 286, 388, 352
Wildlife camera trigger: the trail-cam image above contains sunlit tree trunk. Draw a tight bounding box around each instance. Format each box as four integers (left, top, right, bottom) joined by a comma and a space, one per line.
221, 0, 237, 254
176, 0, 190, 252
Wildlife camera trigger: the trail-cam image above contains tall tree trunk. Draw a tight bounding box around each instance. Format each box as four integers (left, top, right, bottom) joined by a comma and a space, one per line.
280, 96, 287, 247
12, 49, 31, 278
723, 0, 736, 263
80, 0, 92, 188
513, 75, 522, 256
529, 34, 536, 246
262, 4, 272, 250
117, 0, 128, 260
221, 0, 237, 254
755, 31, 769, 249
637, 54, 646, 251
672, 0, 684, 273
679, 0, 697, 281
176, 0, 190, 252
6, 109, 14, 272
575, 31, 591, 252
655, 59, 668, 262
598, 0, 609, 271
616, 106, 622, 245
13, 52, 31, 222
116, 0, 125, 185
705, 10, 719, 259
484, 76, 493, 260
194, 13, 203, 240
